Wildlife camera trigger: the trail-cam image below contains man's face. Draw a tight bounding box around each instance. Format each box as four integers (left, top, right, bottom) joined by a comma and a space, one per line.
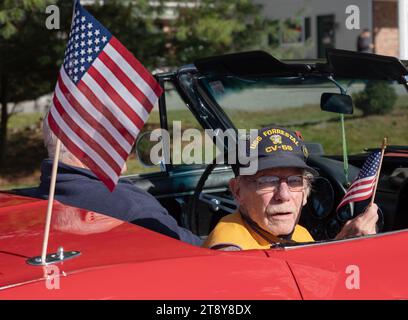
230, 167, 308, 237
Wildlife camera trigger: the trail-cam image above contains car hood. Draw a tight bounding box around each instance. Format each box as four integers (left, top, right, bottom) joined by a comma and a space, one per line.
0, 193, 205, 286
2, 192, 407, 299
0, 192, 302, 299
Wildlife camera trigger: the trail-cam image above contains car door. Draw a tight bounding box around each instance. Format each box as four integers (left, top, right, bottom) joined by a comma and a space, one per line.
270, 230, 408, 299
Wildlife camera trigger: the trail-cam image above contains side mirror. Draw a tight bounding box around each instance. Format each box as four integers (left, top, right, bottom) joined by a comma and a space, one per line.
320, 92, 353, 114
135, 131, 160, 167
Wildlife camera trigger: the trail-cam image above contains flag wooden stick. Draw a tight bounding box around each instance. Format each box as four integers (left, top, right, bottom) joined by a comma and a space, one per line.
41, 139, 61, 265
370, 137, 387, 206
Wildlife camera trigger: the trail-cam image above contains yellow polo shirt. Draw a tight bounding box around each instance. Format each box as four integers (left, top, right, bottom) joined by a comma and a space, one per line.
204, 212, 314, 250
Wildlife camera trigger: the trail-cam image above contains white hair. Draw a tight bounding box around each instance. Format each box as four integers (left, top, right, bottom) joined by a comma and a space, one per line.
42, 116, 81, 165
303, 170, 315, 198
42, 115, 127, 172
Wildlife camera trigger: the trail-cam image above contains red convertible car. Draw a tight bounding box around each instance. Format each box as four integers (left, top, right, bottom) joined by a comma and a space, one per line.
1, 193, 408, 299
1, 49, 408, 299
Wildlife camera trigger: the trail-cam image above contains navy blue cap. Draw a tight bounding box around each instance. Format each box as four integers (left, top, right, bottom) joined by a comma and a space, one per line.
237, 126, 318, 176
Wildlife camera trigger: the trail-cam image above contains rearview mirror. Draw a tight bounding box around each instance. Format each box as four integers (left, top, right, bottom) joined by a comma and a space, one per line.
320, 92, 353, 114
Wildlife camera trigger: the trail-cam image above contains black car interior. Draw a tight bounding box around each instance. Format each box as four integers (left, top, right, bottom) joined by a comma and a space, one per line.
11, 49, 408, 244
134, 49, 408, 242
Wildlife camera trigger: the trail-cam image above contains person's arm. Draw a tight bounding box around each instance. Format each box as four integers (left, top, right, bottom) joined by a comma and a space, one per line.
113, 182, 204, 246
335, 203, 379, 240
176, 226, 204, 246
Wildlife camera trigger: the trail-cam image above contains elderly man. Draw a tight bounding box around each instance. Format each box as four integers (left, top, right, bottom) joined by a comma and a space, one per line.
204, 126, 378, 250
21, 118, 202, 246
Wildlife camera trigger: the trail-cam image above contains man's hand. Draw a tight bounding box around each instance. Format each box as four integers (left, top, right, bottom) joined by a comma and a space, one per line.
335, 203, 379, 240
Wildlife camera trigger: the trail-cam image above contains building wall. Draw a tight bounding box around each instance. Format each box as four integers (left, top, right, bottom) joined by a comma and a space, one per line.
373, 0, 399, 56
256, 0, 373, 58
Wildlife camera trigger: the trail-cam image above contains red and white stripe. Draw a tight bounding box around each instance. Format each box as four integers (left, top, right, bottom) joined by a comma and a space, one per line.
48, 36, 162, 191
336, 176, 376, 210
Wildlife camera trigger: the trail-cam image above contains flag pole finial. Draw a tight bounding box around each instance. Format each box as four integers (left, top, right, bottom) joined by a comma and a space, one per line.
382, 137, 388, 149
369, 137, 387, 206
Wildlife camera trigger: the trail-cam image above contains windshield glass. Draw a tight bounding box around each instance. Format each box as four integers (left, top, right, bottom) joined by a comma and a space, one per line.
199, 75, 408, 155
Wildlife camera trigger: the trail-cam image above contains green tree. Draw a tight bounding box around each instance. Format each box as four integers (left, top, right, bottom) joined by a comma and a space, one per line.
89, 0, 276, 67
353, 81, 398, 116
0, 0, 73, 164
0, 0, 165, 165
163, 0, 272, 65
0, 0, 279, 166
0, 0, 48, 38
88, 0, 166, 69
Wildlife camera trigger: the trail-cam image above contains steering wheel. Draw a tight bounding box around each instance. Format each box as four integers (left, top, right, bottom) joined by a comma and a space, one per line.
301, 175, 384, 239
187, 160, 237, 235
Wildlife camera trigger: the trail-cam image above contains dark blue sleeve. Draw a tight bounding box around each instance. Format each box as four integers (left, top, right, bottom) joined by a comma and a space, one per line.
70, 181, 203, 246
123, 185, 203, 246
176, 227, 204, 246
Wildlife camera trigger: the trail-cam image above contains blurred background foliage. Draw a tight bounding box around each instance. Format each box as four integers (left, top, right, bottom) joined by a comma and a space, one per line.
2, 0, 396, 189
0, 0, 287, 163
0, 0, 291, 187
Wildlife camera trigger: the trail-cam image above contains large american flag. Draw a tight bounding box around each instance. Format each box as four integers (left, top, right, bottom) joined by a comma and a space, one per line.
47, 1, 162, 191
336, 151, 382, 211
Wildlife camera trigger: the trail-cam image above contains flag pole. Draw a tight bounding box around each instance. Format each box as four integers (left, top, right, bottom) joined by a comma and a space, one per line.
41, 138, 61, 265
370, 137, 387, 206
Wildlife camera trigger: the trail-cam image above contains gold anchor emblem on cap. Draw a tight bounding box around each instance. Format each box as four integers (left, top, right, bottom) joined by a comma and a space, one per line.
270, 134, 282, 145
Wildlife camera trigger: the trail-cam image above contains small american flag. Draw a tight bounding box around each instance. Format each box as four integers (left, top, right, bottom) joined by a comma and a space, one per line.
336, 151, 382, 211
47, 1, 162, 191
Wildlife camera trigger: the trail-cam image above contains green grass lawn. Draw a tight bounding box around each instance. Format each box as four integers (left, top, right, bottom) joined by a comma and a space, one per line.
228, 104, 346, 128
8, 112, 44, 130
222, 103, 408, 155
296, 109, 408, 154
1, 105, 408, 190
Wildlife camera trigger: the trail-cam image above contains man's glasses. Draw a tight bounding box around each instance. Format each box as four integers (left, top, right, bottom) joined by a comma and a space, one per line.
248, 175, 311, 193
